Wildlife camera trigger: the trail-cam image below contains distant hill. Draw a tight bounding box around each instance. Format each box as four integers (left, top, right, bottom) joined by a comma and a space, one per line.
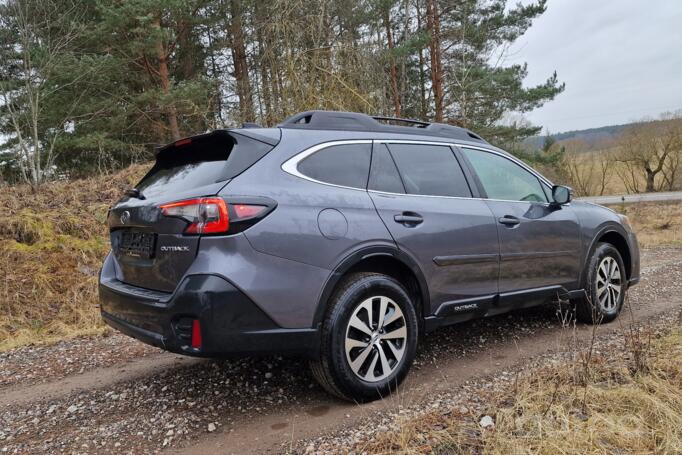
524, 123, 633, 149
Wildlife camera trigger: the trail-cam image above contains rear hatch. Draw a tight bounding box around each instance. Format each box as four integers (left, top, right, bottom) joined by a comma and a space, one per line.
107, 129, 279, 292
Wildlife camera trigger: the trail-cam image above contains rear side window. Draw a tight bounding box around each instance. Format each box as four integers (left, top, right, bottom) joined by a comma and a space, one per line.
297, 143, 371, 189
136, 132, 275, 198
369, 144, 405, 194
387, 143, 471, 197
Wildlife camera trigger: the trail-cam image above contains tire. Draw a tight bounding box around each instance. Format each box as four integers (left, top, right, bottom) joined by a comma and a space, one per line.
310, 272, 419, 402
575, 243, 627, 324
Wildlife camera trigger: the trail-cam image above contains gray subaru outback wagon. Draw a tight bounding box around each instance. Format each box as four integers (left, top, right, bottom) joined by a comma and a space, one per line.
99, 110, 640, 402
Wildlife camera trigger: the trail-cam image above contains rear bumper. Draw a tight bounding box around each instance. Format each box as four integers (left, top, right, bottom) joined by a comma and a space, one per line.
99, 268, 319, 358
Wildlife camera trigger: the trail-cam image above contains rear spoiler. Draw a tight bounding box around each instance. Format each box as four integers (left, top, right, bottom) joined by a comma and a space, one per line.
154, 128, 281, 156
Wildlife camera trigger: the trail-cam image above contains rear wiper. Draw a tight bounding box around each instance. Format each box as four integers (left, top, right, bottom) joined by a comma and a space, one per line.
125, 188, 146, 200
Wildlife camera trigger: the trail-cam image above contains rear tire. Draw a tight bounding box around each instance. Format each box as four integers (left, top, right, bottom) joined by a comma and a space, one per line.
576, 243, 627, 324
310, 272, 418, 402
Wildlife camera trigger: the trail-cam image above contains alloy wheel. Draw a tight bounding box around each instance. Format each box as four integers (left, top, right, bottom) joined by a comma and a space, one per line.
344, 296, 407, 382
596, 256, 622, 311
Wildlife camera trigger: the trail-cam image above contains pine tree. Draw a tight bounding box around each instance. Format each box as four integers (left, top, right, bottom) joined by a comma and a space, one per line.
0, 0, 92, 186
1, 0, 565, 182
55, 0, 218, 174
438, 0, 564, 146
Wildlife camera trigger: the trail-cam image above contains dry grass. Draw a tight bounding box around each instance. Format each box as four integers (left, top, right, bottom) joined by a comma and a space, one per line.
362, 322, 682, 455
0, 164, 149, 351
611, 201, 682, 248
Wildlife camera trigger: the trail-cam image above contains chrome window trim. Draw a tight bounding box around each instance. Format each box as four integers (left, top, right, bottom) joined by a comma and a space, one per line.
368, 189, 471, 201
280, 140, 373, 192
374, 139, 554, 188
368, 188, 552, 206
280, 138, 555, 201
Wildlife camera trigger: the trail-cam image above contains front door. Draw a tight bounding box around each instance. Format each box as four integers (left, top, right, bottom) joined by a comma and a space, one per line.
368, 142, 500, 318
459, 147, 582, 298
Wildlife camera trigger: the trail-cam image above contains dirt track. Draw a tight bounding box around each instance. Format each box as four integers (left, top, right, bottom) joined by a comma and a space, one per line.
1, 247, 681, 454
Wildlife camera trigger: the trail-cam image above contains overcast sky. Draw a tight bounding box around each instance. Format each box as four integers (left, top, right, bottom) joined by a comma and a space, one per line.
506, 0, 682, 134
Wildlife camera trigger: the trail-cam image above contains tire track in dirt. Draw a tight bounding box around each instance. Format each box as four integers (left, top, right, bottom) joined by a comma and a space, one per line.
172, 290, 682, 454
0, 353, 202, 408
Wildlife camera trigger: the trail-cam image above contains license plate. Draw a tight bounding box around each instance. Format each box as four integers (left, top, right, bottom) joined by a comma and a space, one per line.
119, 231, 156, 259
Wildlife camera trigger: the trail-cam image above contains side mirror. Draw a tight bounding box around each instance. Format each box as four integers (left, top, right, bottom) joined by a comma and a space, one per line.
551, 185, 572, 206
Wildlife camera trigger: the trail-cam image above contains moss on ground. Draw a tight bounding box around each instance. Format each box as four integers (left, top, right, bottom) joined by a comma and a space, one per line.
0, 164, 149, 350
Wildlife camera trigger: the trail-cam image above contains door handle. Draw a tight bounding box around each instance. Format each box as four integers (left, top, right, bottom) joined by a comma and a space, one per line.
498, 215, 520, 226
394, 212, 423, 226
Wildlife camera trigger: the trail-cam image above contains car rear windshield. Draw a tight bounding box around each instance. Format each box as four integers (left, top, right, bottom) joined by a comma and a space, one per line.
135, 131, 276, 197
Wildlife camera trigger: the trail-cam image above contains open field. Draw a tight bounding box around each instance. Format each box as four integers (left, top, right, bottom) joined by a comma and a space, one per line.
611, 201, 682, 248
563, 148, 632, 196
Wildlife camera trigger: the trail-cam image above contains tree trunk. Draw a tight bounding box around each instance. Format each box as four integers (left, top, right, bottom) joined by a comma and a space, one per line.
206, 27, 224, 124
255, 2, 272, 125
153, 17, 181, 141
258, 41, 272, 125
426, 0, 444, 122
270, 43, 283, 120
645, 169, 656, 192
176, 18, 195, 80
230, 0, 255, 123
416, 0, 427, 119
383, 7, 401, 117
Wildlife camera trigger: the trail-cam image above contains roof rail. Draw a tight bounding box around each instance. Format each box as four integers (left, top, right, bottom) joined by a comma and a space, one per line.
371, 115, 430, 127
277, 110, 487, 143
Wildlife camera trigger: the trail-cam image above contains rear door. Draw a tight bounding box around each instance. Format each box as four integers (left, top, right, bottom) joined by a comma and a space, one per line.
368, 141, 499, 318
108, 130, 277, 292
458, 147, 582, 296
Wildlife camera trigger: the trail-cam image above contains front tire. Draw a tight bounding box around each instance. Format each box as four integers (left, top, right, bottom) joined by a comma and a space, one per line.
576, 243, 627, 324
310, 273, 418, 402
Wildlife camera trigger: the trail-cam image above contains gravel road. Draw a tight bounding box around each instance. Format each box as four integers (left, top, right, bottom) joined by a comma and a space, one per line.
1, 247, 681, 454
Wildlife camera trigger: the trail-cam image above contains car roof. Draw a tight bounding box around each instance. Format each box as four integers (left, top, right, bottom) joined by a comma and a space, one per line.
162, 111, 489, 152
275, 110, 488, 144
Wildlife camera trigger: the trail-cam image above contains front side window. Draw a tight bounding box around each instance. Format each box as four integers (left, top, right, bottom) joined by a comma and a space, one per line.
387, 143, 472, 197
461, 148, 547, 203
297, 143, 371, 189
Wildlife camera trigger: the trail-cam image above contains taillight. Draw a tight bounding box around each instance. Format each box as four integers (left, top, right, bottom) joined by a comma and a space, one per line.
159, 197, 273, 235
233, 204, 267, 218
160, 197, 229, 234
